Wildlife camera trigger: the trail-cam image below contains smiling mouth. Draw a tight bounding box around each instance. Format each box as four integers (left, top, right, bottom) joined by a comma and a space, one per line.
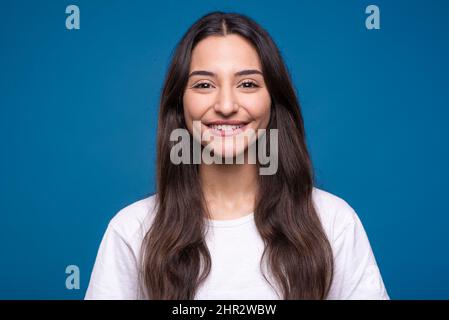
204, 122, 249, 137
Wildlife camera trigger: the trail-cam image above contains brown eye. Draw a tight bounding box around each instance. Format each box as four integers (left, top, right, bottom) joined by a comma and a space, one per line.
193, 82, 214, 89
239, 81, 259, 89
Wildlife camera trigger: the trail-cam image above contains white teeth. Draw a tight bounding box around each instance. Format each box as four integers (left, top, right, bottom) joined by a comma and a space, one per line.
209, 124, 244, 131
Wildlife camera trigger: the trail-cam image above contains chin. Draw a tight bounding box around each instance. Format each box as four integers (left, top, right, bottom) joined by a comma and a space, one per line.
218, 148, 246, 160
204, 142, 248, 161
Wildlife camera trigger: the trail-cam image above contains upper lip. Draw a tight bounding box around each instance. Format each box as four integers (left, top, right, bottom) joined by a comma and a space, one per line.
205, 120, 249, 126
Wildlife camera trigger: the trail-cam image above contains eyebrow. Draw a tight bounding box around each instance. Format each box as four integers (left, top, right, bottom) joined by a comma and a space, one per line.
188, 69, 263, 78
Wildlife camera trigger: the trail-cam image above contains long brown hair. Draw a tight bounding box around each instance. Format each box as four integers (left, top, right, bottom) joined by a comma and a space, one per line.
140, 11, 334, 299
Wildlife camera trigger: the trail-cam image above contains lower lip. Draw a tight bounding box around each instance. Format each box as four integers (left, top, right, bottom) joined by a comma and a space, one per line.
205, 124, 248, 137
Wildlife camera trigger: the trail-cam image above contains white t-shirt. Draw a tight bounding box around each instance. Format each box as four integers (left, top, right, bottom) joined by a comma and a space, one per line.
85, 188, 389, 300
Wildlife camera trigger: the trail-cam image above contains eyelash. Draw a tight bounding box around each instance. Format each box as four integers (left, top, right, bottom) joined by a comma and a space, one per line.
192, 80, 259, 89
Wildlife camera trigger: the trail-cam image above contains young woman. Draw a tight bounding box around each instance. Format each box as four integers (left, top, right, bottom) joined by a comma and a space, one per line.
85, 11, 389, 300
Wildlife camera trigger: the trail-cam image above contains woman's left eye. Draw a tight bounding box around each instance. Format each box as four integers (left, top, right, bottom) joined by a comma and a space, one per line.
239, 81, 259, 89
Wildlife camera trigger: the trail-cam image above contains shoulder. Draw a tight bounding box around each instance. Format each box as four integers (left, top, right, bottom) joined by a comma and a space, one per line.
312, 188, 389, 299
85, 195, 158, 300
107, 194, 158, 244
312, 187, 359, 242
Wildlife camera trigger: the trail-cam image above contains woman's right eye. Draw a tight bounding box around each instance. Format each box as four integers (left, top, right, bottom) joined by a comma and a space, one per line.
192, 82, 214, 89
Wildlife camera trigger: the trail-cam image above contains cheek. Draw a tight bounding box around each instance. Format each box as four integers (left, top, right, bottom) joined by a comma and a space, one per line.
183, 92, 209, 124
244, 93, 271, 126
183, 93, 199, 132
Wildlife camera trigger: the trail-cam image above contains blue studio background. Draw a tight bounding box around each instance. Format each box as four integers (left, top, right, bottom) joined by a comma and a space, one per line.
1, 0, 448, 299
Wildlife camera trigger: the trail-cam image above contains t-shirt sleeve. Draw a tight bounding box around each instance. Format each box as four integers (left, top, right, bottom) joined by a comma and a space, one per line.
84, 222, 140, 300
327, 208, 390, 300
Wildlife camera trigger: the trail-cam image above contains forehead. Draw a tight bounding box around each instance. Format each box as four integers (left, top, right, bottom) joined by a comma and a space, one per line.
189, 34, 262, 71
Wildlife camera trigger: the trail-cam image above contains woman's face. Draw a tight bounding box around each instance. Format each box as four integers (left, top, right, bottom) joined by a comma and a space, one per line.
183, 34, 271, 159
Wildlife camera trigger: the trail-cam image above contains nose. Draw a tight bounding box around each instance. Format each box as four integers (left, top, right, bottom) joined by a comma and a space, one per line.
213, 85, 239, 116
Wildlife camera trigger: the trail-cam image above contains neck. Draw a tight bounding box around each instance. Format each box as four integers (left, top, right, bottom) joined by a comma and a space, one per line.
199, 162, 258, 220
